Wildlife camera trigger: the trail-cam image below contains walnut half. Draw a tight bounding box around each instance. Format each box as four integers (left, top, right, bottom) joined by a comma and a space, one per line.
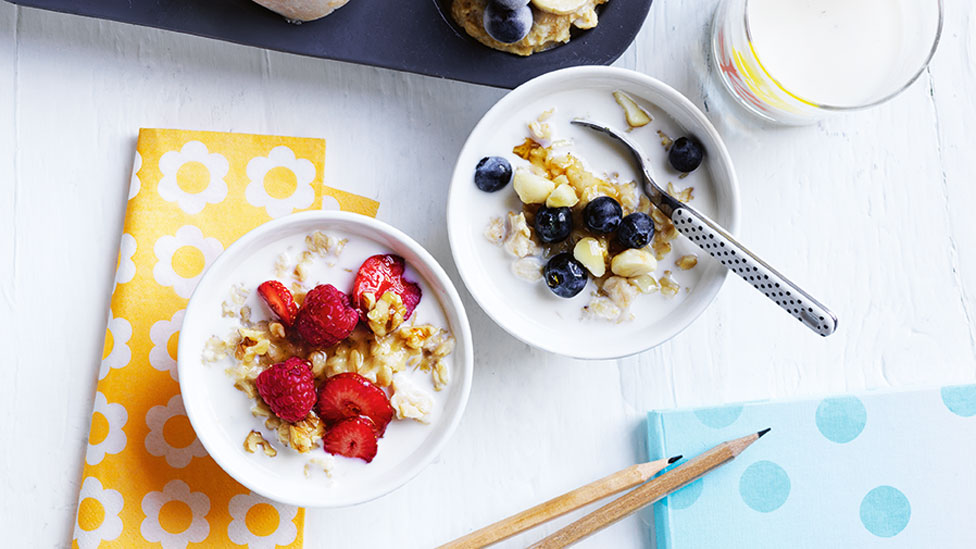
244, 430, 277, 457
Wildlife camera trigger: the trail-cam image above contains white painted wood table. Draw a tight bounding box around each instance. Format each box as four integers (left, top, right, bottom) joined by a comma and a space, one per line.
2, 1, 975, 547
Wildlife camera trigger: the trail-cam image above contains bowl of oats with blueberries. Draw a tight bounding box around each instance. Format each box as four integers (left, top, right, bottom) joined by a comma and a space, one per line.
448, 66, 741, 359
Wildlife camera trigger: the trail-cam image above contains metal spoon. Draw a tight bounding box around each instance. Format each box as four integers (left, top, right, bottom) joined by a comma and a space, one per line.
571, 119, 837, 337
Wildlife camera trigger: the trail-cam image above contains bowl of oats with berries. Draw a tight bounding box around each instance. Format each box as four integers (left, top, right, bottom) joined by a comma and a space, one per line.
447, 66, 741, 359
178, 211, 473, 507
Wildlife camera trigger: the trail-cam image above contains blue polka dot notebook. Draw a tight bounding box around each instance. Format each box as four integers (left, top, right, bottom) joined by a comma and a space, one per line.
646, 385, 976, 548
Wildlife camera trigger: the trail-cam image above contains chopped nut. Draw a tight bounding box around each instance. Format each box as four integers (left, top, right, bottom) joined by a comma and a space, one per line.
676, 254, 699, 270
366, 291, 407, 337
244, 430, 277, 457
659, 270, 680, 297
631, 274, 659, 294
399, 325, 437, 350
546, 183, 579, 208
235, 328, 270, 366
667, 181, 695, 203
613, 90, 652, 127
269, 321, 286, 339
611, 249, 657, 277
274, 414, 325, 454
513, 137, 541, 160
574, 237, 608, 277
513, 167, 555, 204
657, 129, 673, 150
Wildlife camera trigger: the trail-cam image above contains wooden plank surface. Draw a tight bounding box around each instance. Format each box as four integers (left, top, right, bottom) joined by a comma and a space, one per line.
0, 1, 974, 547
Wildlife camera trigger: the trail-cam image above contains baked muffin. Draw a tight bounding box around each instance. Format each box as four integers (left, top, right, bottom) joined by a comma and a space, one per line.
252, 0, 352, 22
451, 0, 606, 56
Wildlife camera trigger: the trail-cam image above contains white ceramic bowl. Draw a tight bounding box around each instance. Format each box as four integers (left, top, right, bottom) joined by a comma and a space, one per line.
178, 211, 473, 507
447, 66, 740, 359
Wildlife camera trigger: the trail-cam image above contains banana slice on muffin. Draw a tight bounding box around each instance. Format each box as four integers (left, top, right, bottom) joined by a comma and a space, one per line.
252, 0, 352, 22
532, 0, 588, 15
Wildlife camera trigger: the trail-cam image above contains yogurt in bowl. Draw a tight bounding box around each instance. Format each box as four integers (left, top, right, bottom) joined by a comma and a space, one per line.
178, 211, 473, 507
447, 66, 740, 359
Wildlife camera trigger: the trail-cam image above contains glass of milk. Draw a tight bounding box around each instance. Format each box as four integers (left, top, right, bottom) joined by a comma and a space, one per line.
711, 0, 943, 125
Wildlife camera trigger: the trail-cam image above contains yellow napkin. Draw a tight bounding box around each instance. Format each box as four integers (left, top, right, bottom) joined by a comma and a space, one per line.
73, 129, 379, 548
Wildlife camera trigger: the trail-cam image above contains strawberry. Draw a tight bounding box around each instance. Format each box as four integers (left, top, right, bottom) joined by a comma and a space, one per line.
254, 357, 316, 423
317, 372, 394, 436
352, 254, 422, 321
257, 280, 299, 327
323, 416, 379, 463
293, 284, 359, 347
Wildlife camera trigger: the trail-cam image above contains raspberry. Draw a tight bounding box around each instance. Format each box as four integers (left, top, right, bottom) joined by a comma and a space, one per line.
293, 284, 359, 347
254, 357, 316, 423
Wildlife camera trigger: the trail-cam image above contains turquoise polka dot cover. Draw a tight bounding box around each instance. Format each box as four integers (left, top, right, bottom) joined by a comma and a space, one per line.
646, 385, 976, 548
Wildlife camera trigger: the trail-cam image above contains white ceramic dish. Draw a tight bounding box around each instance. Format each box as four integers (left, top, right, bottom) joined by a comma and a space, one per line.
178, 211, 473, 507
447, 66, 740, 359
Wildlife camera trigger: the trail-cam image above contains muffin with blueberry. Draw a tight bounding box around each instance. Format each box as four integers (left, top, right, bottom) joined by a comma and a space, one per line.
451, 0, 607, 56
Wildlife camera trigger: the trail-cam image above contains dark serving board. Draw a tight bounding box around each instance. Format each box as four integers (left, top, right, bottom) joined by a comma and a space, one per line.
5, 0, 652, 88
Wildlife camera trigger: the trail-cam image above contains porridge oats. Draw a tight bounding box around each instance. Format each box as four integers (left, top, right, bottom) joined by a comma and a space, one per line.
470, 92, 711, 322
203, 232, 455, 470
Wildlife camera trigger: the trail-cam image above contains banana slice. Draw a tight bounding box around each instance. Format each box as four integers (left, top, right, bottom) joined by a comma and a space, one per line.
531, 0, 588, 16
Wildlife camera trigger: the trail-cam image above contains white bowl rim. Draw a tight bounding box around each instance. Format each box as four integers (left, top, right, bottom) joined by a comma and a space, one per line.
446, 65, 741, 359
177, 210, 474, 507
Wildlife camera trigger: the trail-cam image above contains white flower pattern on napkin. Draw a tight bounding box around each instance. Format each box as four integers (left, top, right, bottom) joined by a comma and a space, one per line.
245, 146, 316, 217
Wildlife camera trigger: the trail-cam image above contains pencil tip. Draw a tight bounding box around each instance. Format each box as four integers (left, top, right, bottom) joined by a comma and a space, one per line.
757, 427, 771, 438
668, 455, 682, 464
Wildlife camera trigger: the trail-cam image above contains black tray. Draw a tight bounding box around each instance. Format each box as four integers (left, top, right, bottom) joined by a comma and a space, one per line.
6, 0, 652, 88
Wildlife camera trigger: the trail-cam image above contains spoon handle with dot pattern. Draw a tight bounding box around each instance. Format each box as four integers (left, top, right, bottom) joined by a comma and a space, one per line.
671, 205, 837, 336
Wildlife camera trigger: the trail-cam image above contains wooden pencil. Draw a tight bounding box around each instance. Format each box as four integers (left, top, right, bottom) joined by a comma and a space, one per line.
437, 455, 682, 549
528, 428, 771, 549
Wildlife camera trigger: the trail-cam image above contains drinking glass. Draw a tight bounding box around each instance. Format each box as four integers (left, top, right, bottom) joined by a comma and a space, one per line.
711, 0, 943, 125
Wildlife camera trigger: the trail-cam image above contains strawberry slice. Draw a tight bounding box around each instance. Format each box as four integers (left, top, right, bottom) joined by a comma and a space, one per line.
317, 372, 394, 436
352, 254, 422, 321
323, 416, 379, 463
257, 280, 299, 327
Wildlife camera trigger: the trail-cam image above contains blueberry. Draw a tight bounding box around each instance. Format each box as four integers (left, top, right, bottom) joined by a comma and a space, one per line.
582, 196, 623, 234
668, 137, 704, 173
483, 2, 532, 44
474, 156, 512, 192
489, 0, 529, 8
617, 212, 655, 249
534, 206, 573, 243
544, 253, 588, 298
